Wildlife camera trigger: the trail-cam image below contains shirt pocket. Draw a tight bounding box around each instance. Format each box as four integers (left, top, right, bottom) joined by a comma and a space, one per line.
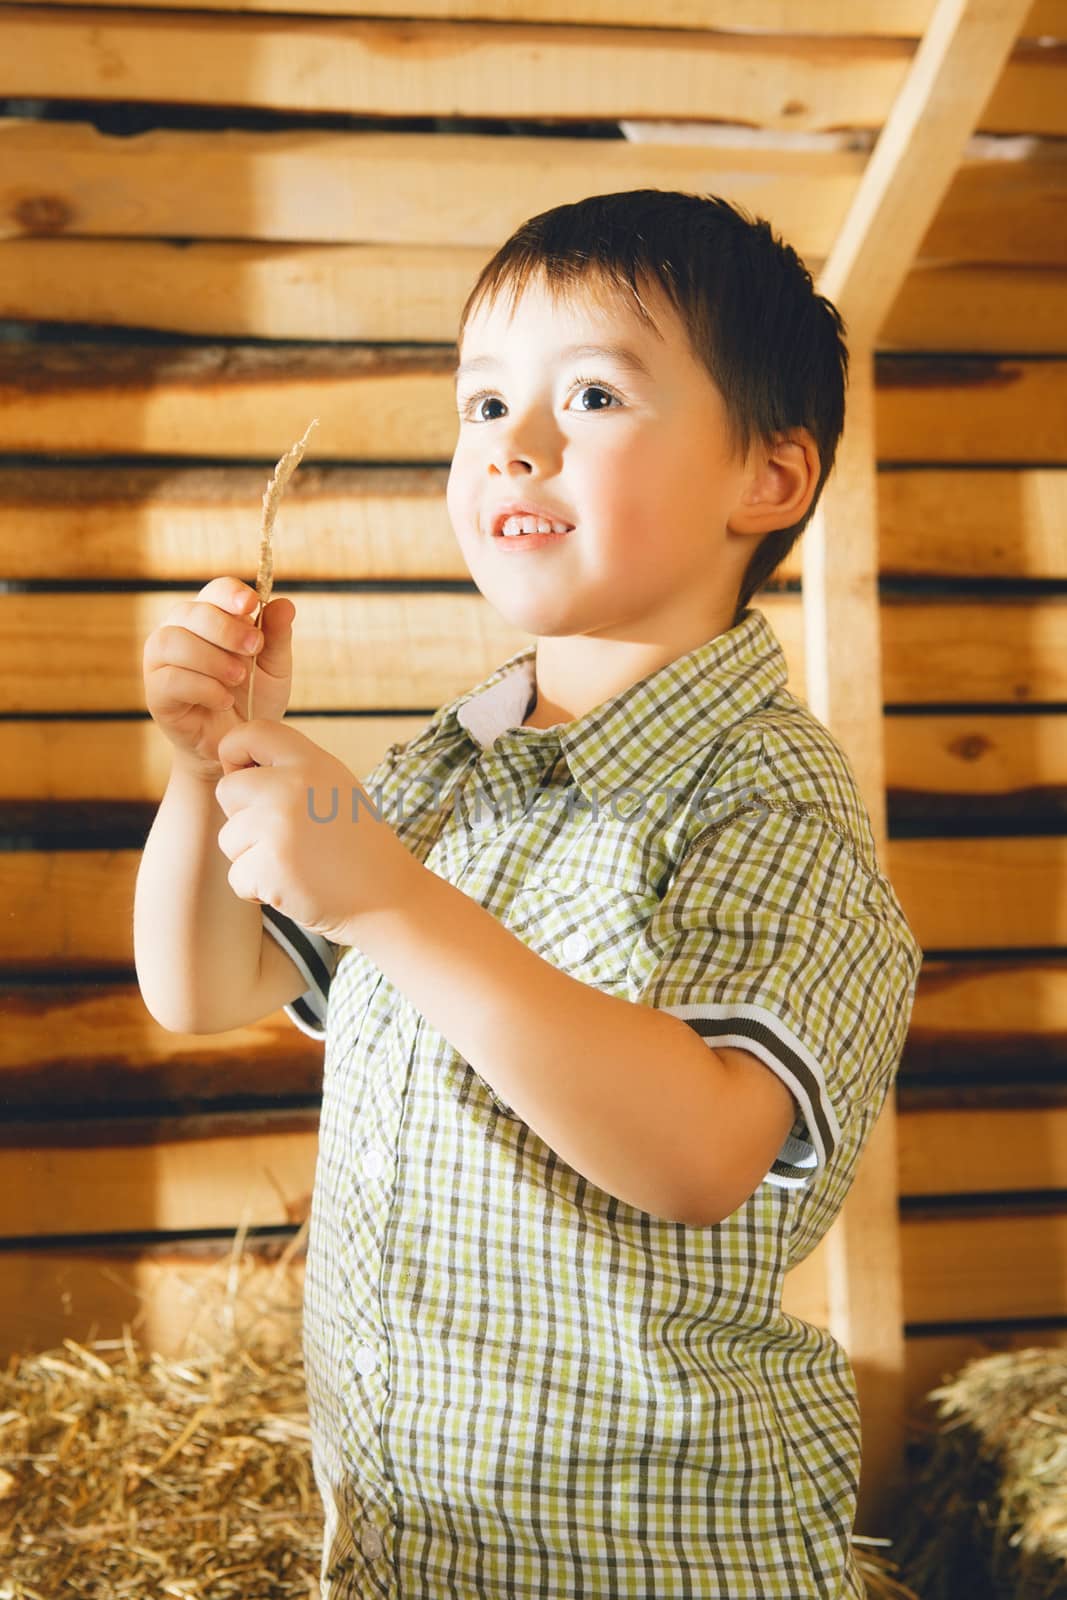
507, 871, 655, 994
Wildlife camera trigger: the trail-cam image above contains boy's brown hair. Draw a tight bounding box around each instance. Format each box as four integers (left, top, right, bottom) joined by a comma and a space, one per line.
455, 189, 850, 623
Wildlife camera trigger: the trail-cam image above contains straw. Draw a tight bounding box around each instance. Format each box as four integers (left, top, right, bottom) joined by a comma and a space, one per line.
0, 1222, 322, 1599
246, 420, 318, 722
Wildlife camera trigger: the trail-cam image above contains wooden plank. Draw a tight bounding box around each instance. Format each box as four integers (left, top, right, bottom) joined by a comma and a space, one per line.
898, 1104, 1067, 1195
816, 0, 1036, 348
883, 263, 1067, 355
3, 120, 1064, 264
0, 464, 465, 581
879, 598, 1067, 703
0, 701, 1063, 807
902, 1207, 1067, 1323
0, 1235, 304, 1360
2, 1100, 1062, 1238
1, 1209, 1062, 1359
0, 715, 430, 802
0, 120, 863, 254
884, 712, 1067, 798
2, 464, 1065, 583
904, 957, 1067, 1046
4, 591, 1067, 712
12, 0, 1060, 42
875, 468, 1067, 579
8, 835, 1064, 968
1, 963, 1061, 1107
0, 591, 539, 714
0, 344, 459, 461
5, 240, 1066, 353
0, 10, 914, 134
0, 238, 489, 342
921, 149, 1067, 265
4, 7, 1062, 138
876, 357, 1067, 464
3, 344, 1064, 462
15, 1233, 1059, 1375
0, 1111, 320, 1237
0, 983, 324, 1107
891, 836, 1067, 951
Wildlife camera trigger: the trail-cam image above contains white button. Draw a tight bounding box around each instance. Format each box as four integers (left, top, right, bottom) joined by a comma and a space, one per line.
360, 1522, 385, 1560
353, 1343, 378, 1377
362, 1146, 387, 1181
561, 930, 590, 963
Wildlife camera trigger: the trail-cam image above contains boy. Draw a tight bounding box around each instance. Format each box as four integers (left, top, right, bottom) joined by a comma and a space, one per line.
136, 189, 923, 1598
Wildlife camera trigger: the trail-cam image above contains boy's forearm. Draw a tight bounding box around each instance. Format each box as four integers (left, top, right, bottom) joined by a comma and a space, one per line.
134, 763, 267, 1033
343, 858, 745, 1225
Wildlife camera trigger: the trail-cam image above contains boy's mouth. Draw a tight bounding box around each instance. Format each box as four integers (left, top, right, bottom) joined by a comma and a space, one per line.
490, 507, 575, 539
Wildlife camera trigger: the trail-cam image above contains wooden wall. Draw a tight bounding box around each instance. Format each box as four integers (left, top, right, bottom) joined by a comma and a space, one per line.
1, 0, 1066, 1426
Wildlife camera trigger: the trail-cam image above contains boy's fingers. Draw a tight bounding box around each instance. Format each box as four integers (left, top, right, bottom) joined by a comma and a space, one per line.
195, 576, 261, 616
255, 597, 295, 676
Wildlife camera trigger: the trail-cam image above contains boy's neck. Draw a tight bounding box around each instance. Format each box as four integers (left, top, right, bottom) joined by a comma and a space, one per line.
523, 602, 742, 729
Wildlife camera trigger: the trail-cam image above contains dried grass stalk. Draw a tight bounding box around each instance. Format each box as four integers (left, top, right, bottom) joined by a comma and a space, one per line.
893, 1346, 1067, 1600
247, 419, 318, 722
0, 1222, 322, 1599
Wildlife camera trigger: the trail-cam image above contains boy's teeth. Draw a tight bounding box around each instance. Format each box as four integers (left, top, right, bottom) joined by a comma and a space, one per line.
500, 514, 571, 537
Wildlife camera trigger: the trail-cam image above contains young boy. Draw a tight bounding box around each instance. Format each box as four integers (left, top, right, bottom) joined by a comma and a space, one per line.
136, 189, 923, 1598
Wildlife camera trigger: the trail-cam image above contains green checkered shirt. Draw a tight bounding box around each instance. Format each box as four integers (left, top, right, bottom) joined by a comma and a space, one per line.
264, 605, 923, 1598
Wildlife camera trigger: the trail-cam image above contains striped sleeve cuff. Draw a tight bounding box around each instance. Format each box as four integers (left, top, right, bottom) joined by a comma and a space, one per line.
659, 1001, 841, 1190
261, 905, 340, 1042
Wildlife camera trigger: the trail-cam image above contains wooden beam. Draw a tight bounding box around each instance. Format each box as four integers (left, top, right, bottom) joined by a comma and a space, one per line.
817, 0, 1040, 348
11, 0, 1060, 40
804, 0, 1035, 1522
2, 6, 1062, 137
3, 835, 1062, 968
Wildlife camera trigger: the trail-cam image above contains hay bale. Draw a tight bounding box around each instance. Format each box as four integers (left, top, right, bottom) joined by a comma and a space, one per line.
894, 1347, 1067, 1600
0, 1223, 322, 1599
0, 1217, 921, 1598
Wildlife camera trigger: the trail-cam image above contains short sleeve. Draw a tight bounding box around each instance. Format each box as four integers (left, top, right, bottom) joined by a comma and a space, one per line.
262, 905, 342, 1040
259, 731, 415, 1040
631, 800, 923, 1194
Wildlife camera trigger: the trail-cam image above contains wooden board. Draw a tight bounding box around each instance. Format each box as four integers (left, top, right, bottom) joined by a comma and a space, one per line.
2, 707, 1062, 811
4, 241, 1066, 353
902, 1207, 1067, 1323
0, 960, 1062, 1105
4, 591, 1067, 712
3, 835, 1062, 968
2, 464, 1064, 581
0, 983, 325, 1106
13, 0, 1060, 41
2, 345, 1064, 462
3, 120, 1065, 264
3, 1102, 1063, 1239
0, 121, 864, 254
3, 7, 1063, 136
1, 1208, 1062, 1357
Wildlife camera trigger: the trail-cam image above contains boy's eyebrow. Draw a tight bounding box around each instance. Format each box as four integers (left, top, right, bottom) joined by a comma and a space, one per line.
453, 342, 653, 388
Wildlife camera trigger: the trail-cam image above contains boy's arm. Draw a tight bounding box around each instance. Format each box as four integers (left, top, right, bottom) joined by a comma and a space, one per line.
134, 762, 307, 1034
340, 858, 796, 1227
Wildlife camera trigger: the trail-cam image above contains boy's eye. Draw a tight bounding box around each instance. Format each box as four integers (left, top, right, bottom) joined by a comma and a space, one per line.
458, 378, 622, 422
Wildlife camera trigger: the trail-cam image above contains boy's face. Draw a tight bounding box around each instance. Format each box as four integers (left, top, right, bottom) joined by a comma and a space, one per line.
447, 273, 763, 654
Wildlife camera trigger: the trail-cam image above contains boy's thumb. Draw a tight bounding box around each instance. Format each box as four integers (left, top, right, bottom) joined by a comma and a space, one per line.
257, 596, 295, 674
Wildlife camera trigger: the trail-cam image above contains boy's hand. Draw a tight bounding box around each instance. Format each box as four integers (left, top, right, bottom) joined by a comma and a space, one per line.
143, 577, 296, 782
215, 720, 414, 946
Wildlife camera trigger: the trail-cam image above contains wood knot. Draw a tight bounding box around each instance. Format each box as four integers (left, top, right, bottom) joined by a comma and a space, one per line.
14, 194, 74, 234
781, 100, 808, 117
948, 732, 992, 761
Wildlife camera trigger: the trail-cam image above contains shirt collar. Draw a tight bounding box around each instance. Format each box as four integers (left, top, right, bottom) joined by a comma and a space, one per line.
441, 607, 788, 801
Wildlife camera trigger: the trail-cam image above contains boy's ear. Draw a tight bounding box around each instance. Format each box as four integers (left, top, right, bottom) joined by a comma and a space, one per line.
727, 428, 821, 539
